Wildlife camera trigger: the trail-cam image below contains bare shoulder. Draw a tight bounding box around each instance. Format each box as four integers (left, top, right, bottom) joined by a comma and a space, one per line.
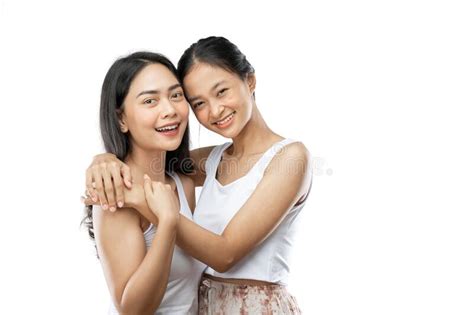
190, 145, 217, 165
92, 205, 141, 232
266, 141, 311, 175
176, 173, 195, 190
175, 173, 196, 211
281, 141, 310, 158
189, 145, 218, 187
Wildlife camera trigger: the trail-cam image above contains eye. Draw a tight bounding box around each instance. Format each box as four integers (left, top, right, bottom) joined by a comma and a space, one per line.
171, 91, 184, 101
193, 101, 204, 109
144, 98, 157, 105
217, 88, 228, 97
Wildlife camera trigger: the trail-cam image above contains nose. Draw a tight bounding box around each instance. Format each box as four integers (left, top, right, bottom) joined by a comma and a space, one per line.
209, 100, 225, 119
160, 99, 178, 120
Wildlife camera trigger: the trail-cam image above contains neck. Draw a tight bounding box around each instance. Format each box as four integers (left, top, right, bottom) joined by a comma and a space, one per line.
125, 146, 167, 184
230, 102, 280, 157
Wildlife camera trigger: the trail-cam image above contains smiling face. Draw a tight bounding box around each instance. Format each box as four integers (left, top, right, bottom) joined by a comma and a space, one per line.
119, 63, 189, 152
183, 62, 256, 138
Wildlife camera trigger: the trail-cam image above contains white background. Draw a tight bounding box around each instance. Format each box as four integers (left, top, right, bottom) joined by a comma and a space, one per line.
1, 0, 473, 314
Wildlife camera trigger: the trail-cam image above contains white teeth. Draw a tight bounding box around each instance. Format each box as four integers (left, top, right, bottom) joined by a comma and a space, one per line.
216, 112, 235, 125
156, 124, 178, 132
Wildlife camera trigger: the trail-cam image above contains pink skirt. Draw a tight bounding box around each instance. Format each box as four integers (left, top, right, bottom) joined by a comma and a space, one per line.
198, 277, 301, 315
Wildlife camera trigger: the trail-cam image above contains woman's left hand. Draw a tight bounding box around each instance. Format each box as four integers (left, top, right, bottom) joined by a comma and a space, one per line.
143, 174, 180, 225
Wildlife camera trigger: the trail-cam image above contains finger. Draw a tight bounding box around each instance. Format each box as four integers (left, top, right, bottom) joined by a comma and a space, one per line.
110, 164, 125, 208
81, 196, 97, 206
86, 168, 97, 202
92, 166, 108, 210
121, 164, 133, 189
101, 164, 116, 212
143, 174, 153, 199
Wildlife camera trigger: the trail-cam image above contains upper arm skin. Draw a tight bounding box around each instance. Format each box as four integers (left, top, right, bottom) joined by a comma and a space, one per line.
177, 174, 196, 213
92, 205, 146, 309
188, 146, 216, 187
222, 142, 312, 261
176, 142, 312, 272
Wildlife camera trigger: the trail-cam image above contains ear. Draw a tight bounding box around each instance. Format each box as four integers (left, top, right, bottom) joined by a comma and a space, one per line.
117, 110, 129, 133
246, 73, 256, 94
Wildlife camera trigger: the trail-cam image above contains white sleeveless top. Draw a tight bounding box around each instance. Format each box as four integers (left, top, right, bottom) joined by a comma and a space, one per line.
108, 172, 206, 315
193, 139, 309, 285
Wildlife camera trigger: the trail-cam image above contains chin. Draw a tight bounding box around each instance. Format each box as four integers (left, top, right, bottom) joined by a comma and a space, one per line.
216, 123, 243, 139
152, 138, 181, 152
165, 139, 183, 151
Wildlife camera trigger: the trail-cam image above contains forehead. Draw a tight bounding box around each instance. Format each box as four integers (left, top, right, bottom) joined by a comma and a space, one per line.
183, 63, 239, 94
129, 63, 178, 93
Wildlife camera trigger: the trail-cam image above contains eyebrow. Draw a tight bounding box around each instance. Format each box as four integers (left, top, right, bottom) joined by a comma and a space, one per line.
212, 80, 226, 91
187, 80, 227, 103
136, 84, 182, 98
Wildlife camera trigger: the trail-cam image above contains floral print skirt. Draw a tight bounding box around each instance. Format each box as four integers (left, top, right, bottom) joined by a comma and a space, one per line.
198, 276, 301, 315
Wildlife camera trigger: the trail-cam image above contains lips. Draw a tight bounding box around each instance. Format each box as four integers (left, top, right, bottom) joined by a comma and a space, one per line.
213, 111, 236, 126
155, 122, 180, 132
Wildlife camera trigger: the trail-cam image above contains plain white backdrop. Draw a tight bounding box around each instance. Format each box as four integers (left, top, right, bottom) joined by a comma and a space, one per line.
1, 0, 473, 314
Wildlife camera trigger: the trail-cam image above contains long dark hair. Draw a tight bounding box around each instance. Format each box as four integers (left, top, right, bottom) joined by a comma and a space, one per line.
82, 52, 192, 255
177, 36, 255, 96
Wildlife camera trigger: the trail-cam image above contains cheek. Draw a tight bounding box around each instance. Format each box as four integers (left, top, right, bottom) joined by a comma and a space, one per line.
178, 101, 190, 118
126, 109, 154, 130
136, 110, 158, 126
176, 102, 190, 127
226, 92, 244, 110
194, 109, 209, 126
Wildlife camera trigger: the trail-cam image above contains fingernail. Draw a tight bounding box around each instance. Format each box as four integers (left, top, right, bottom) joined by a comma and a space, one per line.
92, 195, 97, 202
102, 204, 108, 210
110, 206, 116, 212
118, 201, 124, 208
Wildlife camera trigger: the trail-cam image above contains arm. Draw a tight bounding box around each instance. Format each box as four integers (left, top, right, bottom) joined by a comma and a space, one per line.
188, 146, 215, 187
176, 142, 312, 272
119, 173, 196, 223
85, 146, 214, 210
86, 153, 132, 211
176, 173, 196, 213
86, 144, 310, 273
93, 205, 177, 313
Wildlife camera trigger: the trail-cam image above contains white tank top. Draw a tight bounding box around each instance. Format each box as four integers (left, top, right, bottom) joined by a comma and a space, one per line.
193, 139, 309, 285
108, 172, 206, 315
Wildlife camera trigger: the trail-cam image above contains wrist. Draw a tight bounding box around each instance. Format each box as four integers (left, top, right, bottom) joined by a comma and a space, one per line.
158, 213, 179, 227
125, 186, 146, 209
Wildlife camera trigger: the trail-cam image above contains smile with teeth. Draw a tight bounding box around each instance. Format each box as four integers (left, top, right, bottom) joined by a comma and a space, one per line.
214, 111, 236, 125
155, 124, 179, 132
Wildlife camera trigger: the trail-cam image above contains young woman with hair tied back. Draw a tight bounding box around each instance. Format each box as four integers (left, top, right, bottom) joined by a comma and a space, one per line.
84, 36, 312, 314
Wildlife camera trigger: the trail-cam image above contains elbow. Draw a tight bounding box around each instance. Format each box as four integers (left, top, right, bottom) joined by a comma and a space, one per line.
115, 301, 138, 315
117, 303, 154, 315
213, 253, 236, 273
115, 297, 155, 315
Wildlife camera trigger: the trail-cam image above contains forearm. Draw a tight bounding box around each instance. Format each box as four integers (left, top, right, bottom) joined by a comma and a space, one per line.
135, 201, 234, 272
176, 215, 233, 273
118, 220, 177, 314
133, 202, 158, 226
128, 187, 158, 226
